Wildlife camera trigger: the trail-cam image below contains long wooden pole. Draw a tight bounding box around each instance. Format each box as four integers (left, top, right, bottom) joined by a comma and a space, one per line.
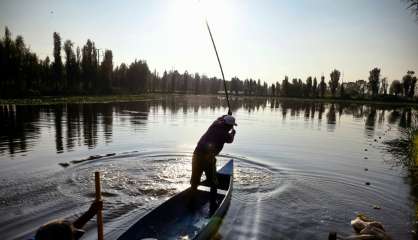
205, 20, 232, 115
95, 171, 104, 240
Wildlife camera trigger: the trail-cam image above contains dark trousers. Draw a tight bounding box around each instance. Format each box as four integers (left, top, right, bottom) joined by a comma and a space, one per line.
190, 153, 218, 206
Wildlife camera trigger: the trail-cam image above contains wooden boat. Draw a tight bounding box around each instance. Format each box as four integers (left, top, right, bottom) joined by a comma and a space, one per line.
117, 159, 234, 240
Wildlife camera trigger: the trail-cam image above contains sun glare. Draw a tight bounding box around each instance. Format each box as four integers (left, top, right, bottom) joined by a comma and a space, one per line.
160, 0, 238, 74
165, 0, 236, 36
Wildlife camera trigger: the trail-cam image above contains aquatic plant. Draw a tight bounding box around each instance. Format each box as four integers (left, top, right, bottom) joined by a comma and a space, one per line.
384, 128, 418, 170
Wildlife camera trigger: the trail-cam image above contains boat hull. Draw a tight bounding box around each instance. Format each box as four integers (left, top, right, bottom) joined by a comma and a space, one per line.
117, 159, 234, 240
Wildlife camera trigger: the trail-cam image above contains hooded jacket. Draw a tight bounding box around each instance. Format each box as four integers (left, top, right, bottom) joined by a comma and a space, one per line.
194, 115, 235, 156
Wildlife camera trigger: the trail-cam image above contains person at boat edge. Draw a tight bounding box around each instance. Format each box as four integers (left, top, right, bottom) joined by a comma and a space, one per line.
31, 199, 103, 240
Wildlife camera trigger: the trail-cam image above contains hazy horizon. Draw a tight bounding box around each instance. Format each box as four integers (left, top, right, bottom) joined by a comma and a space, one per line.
1, 0, 417, 84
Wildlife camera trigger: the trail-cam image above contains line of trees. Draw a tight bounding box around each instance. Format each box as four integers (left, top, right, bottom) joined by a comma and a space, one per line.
0, 27, 271, 98
265, 68, 416, 100
0, 27, 272, 98
0, 27, 417, 101
0, 27, 150, 97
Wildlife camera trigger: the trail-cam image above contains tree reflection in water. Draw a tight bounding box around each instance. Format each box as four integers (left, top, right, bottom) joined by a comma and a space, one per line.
382, 107, 418, 233
0, 96, 417, 159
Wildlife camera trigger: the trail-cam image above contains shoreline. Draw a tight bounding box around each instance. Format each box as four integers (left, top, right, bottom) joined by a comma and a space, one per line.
0, 94, 157, 105
270, 96, 418, 106
0, 93, 417, 106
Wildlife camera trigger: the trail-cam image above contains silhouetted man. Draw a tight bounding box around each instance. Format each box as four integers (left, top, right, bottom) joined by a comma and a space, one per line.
190, 114, 236, 208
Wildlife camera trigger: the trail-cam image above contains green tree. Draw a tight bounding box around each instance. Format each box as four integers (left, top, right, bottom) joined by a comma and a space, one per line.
230, 77, 240, 95
263, 82, 268, 96
81, 39, 95, 91
92, 44, 100, 90
257, 79, 262, 96
319, 76, 326, 98
389, 80, 402, 96
368, 67, 380, 97
209, 77, 220, 94
75, 46, 81, 89
182, 71, 189, 93
14, 35, 26, 93
243, 79, 249, 95
356, 79, 367, 98
275, 82, 280, 97
200, 74, 209, 94
402, 70, 417, 98
52, 32, 63, 93
329, 69, 340, 97
147, 69, 158, 92
161, 70, 168, 92
297, 79, 303, 97
340, 83, 345, 98
305, 76, 312, 97
379, 77, 388, 95
40, 56, 52, 93
2, 27, 13, 95
169, 70, 179, 93
100, 49, 113, 92
127, 60, 150, 92
63, 40, 77, 92
24, 48, 41, 95
312, 77, 318, 97
194, 73, 200, 94
281, 76, 289, 97
114, 63, 128, 90
290, 78, 299, 97
344, 82, 360, 98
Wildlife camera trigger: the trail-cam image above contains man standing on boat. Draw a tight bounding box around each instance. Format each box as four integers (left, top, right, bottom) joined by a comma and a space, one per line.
190, 114, 236, 204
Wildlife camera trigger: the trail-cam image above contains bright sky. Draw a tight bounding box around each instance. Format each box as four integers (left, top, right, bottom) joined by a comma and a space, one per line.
1, 0, 417, 84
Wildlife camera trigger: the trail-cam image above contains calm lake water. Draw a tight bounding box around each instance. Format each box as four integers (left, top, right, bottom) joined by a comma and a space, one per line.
0, 95, 416, 240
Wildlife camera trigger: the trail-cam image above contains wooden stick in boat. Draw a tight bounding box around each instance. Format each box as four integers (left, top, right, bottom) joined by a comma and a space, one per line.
95, 171, 104, 240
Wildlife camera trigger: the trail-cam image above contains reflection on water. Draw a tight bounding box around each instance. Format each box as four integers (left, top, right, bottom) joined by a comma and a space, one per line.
0, 102, 150, 156
382, 109, 418, 236
0, 95, 418, 240
0, 97, 416, 157
0, 105, 40, 156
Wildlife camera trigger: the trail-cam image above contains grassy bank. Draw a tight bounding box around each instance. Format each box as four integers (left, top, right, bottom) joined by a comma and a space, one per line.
0, 94, 157, 105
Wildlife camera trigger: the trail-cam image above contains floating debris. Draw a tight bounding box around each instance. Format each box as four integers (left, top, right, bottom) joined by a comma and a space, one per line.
59, 162, 70, 168
364, 168, 368, 171
365, 182, 370, 185
373, 205, 381, 210
70, 153, 117, 165
87, 155, 102, 160
364, 157, 368, 159
71, 154, 105, 164
364, 149, 368, 151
